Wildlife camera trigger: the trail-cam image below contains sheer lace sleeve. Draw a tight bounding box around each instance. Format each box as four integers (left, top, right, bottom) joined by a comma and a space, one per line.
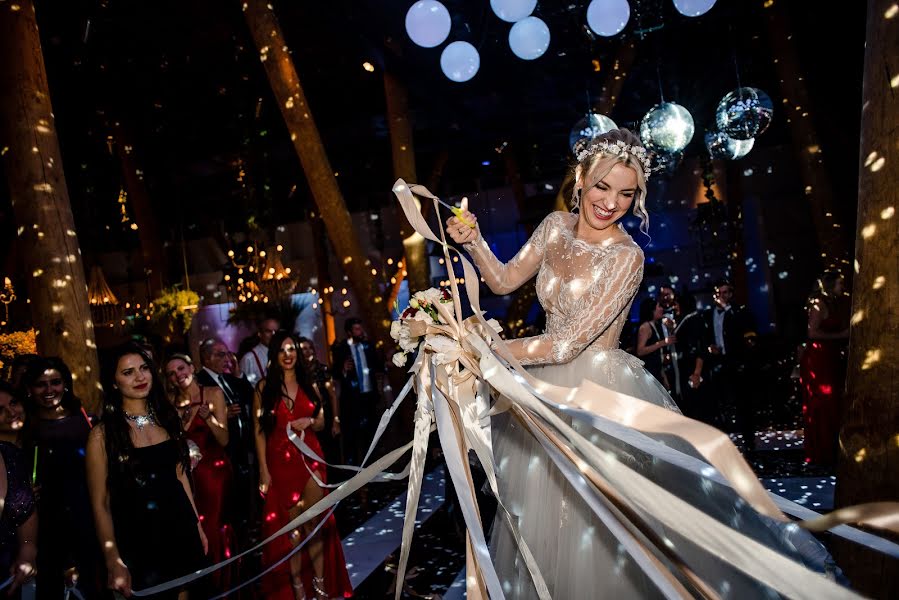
507, 244, 644, 366
463, 213, 554, 295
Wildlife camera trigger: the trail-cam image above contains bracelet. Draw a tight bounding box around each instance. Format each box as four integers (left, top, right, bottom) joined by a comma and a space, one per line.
333, 416, 341, 424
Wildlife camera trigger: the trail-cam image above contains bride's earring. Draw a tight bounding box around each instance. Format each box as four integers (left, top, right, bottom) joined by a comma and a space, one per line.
573, 188, 582, 213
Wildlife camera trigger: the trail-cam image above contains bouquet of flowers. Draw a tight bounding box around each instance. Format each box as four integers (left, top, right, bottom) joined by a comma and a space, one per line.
390, 287, 454, 367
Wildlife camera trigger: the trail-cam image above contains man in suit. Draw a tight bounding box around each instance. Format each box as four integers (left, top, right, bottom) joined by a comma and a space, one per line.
702, 280, 758, 448
330, 317, 385, 467
197, 338, 257, 545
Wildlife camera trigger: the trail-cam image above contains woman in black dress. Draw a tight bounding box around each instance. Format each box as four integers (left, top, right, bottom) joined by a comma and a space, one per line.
86, 342, 208, 599
635, 296, 676, 389
22, 357, 100, 599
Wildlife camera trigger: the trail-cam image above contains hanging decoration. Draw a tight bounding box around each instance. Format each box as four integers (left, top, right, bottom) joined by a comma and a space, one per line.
440, 41, 480, 82
405, 0, 451, 48
87, 265, 121, 327
220, 242, 298, 304
508, 16, 551, 60
715, 87, 774, 140
705, 130, 754, 160
586, 0, 631, 38
639, 102, 695, 153
0, 277, 15, 328
490, 0, 537, 23
672, 0, 717, 17
569, 112, 618, 153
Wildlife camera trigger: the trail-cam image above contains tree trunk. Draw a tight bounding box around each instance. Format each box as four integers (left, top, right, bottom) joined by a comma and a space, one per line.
833, 2, 899, 596
241, 0, 389, 347
310, 210, 336, 362
766, 5, 850, 271
384, 68, 430, 293
0, 0, 102, 412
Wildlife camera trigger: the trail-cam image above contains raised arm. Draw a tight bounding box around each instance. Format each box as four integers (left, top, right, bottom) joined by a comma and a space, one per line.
447, 211, 554, 295
506, 245, 644, 365
253, 382, 271, 495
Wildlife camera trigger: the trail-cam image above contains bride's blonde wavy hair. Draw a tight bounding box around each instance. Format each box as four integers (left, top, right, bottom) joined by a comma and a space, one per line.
571, 128, 650, 235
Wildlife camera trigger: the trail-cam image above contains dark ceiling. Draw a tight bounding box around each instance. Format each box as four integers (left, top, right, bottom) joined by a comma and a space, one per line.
1, 0, 868, 262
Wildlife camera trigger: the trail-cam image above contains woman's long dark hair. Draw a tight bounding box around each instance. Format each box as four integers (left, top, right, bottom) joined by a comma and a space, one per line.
638, 296, 660, 325
258, 331, 320, 435
101, 342, 189, 481
22, 356, 83, 416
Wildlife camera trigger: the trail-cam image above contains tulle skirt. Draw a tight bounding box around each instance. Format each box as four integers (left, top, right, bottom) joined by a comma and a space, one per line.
489, 348, 831, 599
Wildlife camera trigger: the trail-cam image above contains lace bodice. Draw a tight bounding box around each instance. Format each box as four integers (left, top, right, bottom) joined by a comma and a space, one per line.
464, 211, 644, 366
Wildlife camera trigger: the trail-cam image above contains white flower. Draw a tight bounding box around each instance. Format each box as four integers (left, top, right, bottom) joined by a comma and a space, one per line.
409, 297, 420, 309
419, 288, 442, 306
398, 329, 419, 352
390, 320, 403, 341
411, 309, 433, 324
425, 334, 462, 366
392, 352, 408, 367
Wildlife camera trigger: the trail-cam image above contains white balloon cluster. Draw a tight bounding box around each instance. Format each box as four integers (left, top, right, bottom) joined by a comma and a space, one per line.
404, 0, 481, 82
488, 0, 551, 60
585, 0, 718, 38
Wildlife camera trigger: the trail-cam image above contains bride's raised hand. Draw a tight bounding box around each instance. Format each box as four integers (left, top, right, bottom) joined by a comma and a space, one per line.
445, 199, 479, 244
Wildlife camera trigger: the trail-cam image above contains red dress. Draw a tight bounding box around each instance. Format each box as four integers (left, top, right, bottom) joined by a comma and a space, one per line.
262, 388, 353, 599
799, 310, 847, 464
185, 387, 235, 591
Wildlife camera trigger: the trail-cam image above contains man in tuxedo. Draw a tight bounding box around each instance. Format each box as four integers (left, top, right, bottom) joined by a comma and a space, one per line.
702, 280, 758, 448
197, 338, 257, 545
330, 317, 385, 467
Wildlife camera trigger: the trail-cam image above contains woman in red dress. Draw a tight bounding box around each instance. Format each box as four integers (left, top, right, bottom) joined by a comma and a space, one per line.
254, 332, 352, 600
799, 271, 850, 465
164, 353, 235, 591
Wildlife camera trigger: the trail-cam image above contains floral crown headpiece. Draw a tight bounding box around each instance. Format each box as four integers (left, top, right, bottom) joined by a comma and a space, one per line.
576, 139, 653, 180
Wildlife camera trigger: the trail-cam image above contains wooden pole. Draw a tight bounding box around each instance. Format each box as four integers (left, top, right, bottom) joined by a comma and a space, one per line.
833, 2, 899, 596
384, 66, 430, 293
0, 0, 102, 412
241, 0, 389, 347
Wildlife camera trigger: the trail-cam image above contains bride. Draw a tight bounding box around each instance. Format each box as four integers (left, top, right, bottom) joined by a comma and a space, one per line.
446, 129, 835, 598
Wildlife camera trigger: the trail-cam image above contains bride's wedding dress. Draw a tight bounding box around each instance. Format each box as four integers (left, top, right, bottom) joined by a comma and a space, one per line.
464, 211, 836, 599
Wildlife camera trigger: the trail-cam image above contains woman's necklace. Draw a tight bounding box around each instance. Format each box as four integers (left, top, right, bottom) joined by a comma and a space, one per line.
124, 406, 156, 431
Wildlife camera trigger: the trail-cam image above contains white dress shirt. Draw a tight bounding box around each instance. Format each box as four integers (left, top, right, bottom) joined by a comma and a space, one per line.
203, 366, 236, 402
349, 340, 373, 393
240, 342, 269, 385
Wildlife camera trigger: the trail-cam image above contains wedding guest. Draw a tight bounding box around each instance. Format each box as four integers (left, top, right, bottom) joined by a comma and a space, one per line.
165, 354, 234, 592
255, 332, 352, 599
22, 357, 100, 599
240, 317, 280, 386
298, 337, 341, 472
799, 271, 850, 465
635, 297, 675, 390
1, 425, 37, 598
86, 342, 208, 599
330, 318, 384, 466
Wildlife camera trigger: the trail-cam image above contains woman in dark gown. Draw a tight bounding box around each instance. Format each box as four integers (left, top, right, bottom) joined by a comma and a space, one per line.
297, 338, 342, 474
86, 342, 208, 600
254, 332, 352, 600
1, 380, 37, 597
21, 357, 100, 599
164, 353, 234, 593
799, 271, 850, 465
635, 297, 676, 390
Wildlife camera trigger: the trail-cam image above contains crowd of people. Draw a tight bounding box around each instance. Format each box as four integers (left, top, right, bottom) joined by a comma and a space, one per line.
0, 314, 395, 599
0, 128, 854, 599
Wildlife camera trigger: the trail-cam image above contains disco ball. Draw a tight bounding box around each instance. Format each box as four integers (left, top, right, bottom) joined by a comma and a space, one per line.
715, 87, 774, 140
569, 113, 618, 153
440, 41, 480, 82
705, 130, 754, 160
639, 102, 695, 153
405, 0, 451, 48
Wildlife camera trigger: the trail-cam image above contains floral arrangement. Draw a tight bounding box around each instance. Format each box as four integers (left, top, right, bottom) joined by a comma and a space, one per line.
150, 287, 200, 334
390, 287, 453, 367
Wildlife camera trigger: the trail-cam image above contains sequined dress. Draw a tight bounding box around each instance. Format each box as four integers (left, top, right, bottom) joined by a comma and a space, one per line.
0, 442, 35, 575
465, 212, 831, 598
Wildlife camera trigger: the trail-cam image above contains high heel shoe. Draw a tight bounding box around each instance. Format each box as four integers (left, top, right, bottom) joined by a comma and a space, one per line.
312, 575, 327, 600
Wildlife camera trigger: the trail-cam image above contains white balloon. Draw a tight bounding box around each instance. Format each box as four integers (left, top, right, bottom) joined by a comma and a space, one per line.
440, 41, 480, 82
508, 16, 551, 60
672, 0, 717, 17
490, 0, 537, 23
586, 0, 630, 37
405, 0, 452, 48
